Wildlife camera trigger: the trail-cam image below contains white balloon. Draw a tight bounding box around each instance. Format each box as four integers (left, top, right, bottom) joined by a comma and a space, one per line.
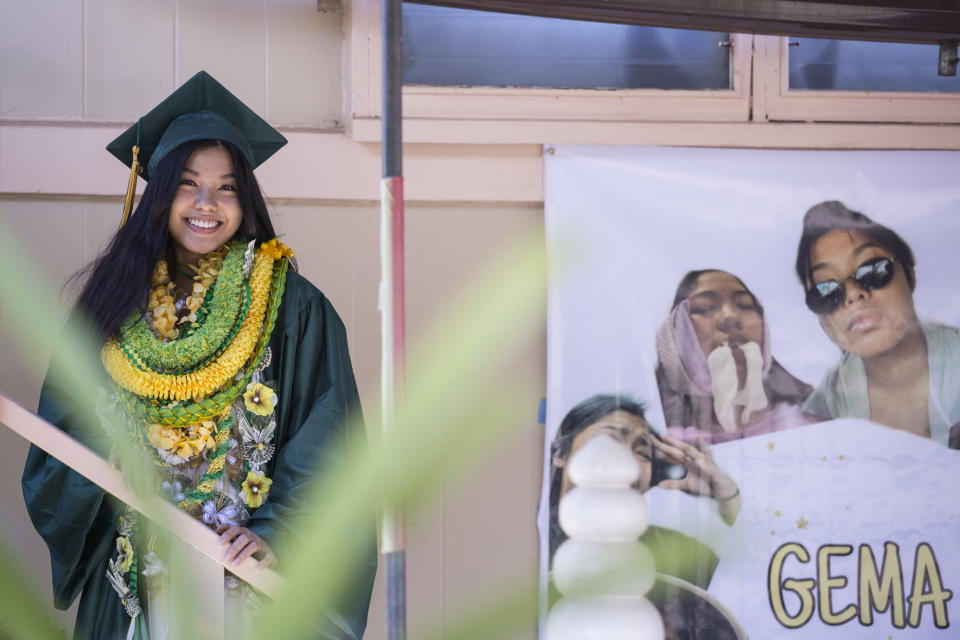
552, 539, 656, 597
567, 434, 640, 488
558, 487, 649, 540
546, 596, 665, 640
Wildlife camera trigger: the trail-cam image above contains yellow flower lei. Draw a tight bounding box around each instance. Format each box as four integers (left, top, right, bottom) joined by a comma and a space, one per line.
148, 246, 228, 340
102, 247, 275, 401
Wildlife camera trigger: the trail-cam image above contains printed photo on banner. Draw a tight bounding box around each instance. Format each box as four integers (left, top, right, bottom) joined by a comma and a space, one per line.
538, 147, 960, 639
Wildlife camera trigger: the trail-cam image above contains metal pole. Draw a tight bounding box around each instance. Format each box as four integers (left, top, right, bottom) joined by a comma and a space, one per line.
380, 1, 406, 640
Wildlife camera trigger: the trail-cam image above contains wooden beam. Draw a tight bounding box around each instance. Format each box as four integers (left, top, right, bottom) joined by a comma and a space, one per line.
0, 394, 285, 599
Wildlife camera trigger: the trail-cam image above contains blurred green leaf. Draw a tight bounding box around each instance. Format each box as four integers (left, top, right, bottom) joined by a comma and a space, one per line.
0, 541, 66, 640
0, 217, 551, 640
255, 233, 547, 638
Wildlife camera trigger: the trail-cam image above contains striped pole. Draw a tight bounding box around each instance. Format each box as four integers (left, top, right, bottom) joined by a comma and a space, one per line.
380, 1, 406, 639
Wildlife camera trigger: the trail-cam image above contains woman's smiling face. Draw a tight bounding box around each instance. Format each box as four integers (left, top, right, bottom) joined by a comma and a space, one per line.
168, 145, 243, 264
809, 228, 918, 359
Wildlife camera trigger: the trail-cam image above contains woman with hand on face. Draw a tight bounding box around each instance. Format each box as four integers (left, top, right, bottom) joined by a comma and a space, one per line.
21, 72, 375, 639
549, 395, 742, 591
655, 270, 813, 443
796, 201, 960, 446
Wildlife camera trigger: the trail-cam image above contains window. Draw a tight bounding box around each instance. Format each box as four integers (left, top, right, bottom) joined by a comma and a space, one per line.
754, 36, 960, 124
402, 4, 731, 90
347, 2, 752, 142
788, 37, 960, 93
345, 1, 960, 143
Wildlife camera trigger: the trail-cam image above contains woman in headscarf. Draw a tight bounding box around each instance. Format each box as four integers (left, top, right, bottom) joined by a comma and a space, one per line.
655, 270, 813, 442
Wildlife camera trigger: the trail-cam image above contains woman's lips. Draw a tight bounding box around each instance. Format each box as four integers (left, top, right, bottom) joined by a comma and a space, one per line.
847, 309, 882, 332
185, 217, 223, 234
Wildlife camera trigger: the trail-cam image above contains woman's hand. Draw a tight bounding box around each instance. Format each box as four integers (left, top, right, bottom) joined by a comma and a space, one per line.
217, 525, 276, 568
652, 434, 741, 525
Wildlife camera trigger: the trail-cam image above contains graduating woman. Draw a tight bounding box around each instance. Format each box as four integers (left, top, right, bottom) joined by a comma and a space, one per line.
21, 72, 376, 639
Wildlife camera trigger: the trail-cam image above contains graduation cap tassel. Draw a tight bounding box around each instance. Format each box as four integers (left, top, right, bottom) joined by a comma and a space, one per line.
119, 144, 142, 228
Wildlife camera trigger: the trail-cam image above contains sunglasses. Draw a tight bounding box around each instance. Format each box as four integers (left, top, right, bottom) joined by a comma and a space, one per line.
805, 256, 897, 314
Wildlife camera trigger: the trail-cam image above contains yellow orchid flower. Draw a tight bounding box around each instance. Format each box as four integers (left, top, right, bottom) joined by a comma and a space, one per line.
116, 536, 134, 573
147, 424, 179, 450
147, 424, 165, 448
241, 471, 272, 509
175, 439, 195, 461
243, 382, 276, 416
189, 421, 216, 452
261, 238, 294, 261
260, 240, 283, 260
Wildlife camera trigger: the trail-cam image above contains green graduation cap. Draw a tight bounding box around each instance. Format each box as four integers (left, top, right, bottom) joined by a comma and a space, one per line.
107, 71, 287, 225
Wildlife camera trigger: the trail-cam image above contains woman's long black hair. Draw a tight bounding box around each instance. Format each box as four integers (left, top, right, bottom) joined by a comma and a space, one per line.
73, 139, 278, 346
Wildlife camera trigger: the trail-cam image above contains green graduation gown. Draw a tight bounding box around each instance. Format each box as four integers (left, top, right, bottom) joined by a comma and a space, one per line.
22, 271, 376, 639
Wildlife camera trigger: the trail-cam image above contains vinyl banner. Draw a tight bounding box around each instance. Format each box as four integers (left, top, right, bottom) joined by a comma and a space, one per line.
539, 146, 960, 639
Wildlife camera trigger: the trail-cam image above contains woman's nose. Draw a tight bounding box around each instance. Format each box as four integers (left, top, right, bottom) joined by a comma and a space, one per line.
717, 304, 742, 330
194, 187, 216, 210
843, 279, 868, 306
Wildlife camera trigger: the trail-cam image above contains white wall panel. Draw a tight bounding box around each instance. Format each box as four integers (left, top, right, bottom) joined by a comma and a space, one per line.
84, 0, 176, 120
0, 0, 83, 118
177, 0, 268, 116
1, 0, 344, 127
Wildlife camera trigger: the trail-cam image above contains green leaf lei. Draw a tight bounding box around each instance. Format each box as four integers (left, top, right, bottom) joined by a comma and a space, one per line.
117, 241, 249, 374
118, 257, 288, 427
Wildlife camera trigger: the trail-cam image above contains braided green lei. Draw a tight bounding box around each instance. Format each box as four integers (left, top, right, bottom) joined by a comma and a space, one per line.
116, 252, 288, 427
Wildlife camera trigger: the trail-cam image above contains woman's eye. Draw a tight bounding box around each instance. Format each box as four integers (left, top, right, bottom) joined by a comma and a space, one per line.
179, 179, 196, 187
219, 184, 237, 192
690, 306, 712, 315
631, 443, 652, 460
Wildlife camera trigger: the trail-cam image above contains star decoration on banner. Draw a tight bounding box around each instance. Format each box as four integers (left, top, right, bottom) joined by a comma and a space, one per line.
796, 516, 809, 530
767, 442, 775, 451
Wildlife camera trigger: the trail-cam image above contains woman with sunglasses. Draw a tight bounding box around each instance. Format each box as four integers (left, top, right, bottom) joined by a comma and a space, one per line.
796, 200, 960, 446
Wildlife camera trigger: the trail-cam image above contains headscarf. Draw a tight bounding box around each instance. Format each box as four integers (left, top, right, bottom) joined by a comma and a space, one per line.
655, 299, 812, 434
